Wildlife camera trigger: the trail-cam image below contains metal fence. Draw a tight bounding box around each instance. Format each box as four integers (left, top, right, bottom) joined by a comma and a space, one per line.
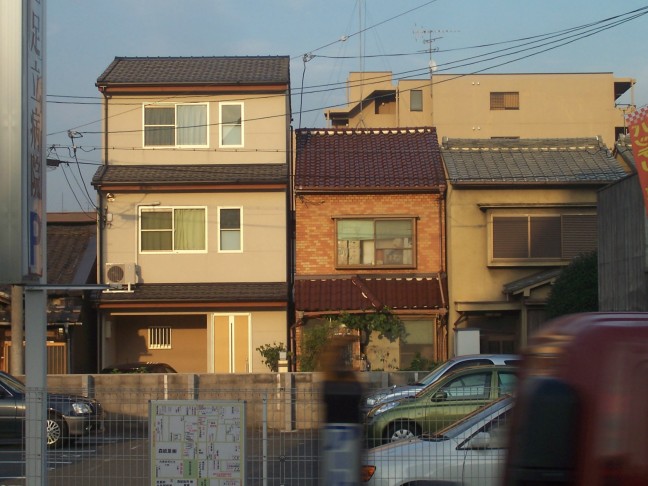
8, 378, 509, 486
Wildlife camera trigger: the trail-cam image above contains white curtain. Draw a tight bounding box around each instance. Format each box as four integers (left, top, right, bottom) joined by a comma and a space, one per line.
177, 105, 207, 146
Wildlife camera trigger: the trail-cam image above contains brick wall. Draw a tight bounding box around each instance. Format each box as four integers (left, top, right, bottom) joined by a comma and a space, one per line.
295, 193, 444, 275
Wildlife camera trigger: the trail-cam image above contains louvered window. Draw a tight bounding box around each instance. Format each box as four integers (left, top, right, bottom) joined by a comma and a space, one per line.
148, 327, 172, 350
492, 214, 596, 261
490, 92, 519, 110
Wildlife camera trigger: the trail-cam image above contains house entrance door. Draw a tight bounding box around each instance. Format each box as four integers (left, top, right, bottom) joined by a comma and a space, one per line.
212, 314, 250, 373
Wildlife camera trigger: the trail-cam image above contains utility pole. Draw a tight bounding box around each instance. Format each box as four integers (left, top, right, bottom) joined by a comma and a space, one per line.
413, 28, 458, 127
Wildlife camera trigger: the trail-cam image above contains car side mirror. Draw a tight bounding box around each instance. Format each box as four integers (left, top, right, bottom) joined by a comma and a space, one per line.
431, 390, 448, 402
465, 432, 491, 449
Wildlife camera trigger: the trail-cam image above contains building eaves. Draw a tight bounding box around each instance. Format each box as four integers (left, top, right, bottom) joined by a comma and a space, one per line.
503, 268, 562, 296
442, 137, 627, 186
96, 56, 290, 87
295, 127, 445, 192
97, 282, 288, 306
294, 274, 447, 313
92, 164, 288, 187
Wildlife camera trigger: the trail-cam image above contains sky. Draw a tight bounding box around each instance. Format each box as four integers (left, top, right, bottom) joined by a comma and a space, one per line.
45, 0, 648, 212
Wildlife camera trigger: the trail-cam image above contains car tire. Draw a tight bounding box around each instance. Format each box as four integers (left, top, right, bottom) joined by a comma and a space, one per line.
387, 420, 419, 443
46, 414, 67, 449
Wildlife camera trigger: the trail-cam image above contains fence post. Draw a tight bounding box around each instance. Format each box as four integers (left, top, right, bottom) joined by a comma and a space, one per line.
262, 393, 268, 486
283, 372, 295, 432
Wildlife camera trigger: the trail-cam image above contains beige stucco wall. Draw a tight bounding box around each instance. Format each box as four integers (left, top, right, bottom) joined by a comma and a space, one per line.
445, 184, 599, 350
332, 72, 630, 148
102, 310, 287, 374
101, 94, 289, 165
103, 191, 287, 283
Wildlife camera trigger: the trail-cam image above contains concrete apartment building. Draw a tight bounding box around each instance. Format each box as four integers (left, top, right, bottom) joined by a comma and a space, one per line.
326, 71, 635, 147
91, 57, 291, 373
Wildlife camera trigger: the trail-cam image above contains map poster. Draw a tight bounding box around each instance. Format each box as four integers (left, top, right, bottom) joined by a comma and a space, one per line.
149, 400, 246, 486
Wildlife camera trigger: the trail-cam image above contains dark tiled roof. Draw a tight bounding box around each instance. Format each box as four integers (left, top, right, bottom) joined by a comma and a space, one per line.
1, 213, 97, 324
294, 275, 446, 312
92, 164, 288, 187
295, 128, 445, 192
442, 138, 627, 185
503, 268, 562, 296
47, 215, 97, 286
98, 282, 287, 305
96, 56, 290, 86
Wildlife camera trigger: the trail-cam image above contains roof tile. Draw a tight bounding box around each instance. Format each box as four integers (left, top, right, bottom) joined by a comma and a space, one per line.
442, 138, 627, 184
92, 164, 288, 186
294, 275, 446, 312
97, 56, 290, 86
295, 128, 445, 191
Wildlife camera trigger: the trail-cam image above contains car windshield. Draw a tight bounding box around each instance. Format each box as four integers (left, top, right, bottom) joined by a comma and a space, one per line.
417, 361, 454, 386
422, 396, 513, 440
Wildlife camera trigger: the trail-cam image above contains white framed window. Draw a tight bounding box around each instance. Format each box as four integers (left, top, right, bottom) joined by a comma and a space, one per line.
218, 207, 242, 252
148, 326, 172, 350
139, 207, 207, 253
335, 217, 416, 268
220, 102, 243, 147
143, 103, 208, 147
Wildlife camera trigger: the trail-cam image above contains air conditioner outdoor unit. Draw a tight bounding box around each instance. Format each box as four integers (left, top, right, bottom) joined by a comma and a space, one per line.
105, 263, 137, 286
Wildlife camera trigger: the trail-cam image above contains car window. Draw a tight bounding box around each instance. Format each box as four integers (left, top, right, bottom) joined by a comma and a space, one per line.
498, 372, 518, 397
442, 372, 491, 400
449, 359, 492, 373
460, 408, 512, 450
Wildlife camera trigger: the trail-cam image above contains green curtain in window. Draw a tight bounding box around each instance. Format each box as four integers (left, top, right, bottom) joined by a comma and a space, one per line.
337, 220, 374, 240
174, 209, 205, 251
141, 211, 173, 251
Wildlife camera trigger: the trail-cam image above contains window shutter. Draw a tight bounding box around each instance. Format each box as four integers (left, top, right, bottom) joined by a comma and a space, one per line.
562, 215, 597, 258
493, 217, 528, 258
530, 216, 561, 258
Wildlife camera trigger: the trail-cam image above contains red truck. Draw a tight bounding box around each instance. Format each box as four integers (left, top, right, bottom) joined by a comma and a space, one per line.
504, 312, 648, 486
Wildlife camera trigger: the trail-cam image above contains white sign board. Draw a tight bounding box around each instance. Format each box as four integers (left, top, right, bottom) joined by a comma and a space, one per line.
0, 0, 46, 284
150, 400, 246, 486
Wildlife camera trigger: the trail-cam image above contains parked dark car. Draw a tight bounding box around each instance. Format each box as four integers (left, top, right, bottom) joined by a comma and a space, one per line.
100, 362, 177, 374
0, 371, 103, 448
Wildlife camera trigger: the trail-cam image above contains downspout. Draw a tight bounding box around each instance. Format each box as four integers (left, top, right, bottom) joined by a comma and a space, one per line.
96, 86, 110, 371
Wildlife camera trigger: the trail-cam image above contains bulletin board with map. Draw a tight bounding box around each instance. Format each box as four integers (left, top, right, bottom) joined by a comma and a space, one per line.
149, 400, 246, 486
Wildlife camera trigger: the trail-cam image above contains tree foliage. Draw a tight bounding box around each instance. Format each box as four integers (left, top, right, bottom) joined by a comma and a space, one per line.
545, 251, 598, 319
335, 308, 406, 342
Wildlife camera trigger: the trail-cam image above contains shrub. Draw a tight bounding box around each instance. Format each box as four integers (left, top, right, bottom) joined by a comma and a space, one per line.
256, 342, 290, 372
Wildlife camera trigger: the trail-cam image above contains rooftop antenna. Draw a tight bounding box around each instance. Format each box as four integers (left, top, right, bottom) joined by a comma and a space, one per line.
413, 27, 458, 127
357, 0, 367, 128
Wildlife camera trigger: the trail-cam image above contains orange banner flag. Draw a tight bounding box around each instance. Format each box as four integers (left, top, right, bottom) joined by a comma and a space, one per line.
626, 105, 648, 215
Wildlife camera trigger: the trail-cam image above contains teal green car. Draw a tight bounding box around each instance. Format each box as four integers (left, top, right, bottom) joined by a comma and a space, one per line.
365, 365, 517, 446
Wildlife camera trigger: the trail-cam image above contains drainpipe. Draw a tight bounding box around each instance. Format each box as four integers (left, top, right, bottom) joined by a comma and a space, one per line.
96, 87, 110, 371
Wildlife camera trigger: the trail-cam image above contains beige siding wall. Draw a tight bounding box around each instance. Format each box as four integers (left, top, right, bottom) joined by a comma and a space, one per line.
101, 94, 288, 165
103, 191, 287, 283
